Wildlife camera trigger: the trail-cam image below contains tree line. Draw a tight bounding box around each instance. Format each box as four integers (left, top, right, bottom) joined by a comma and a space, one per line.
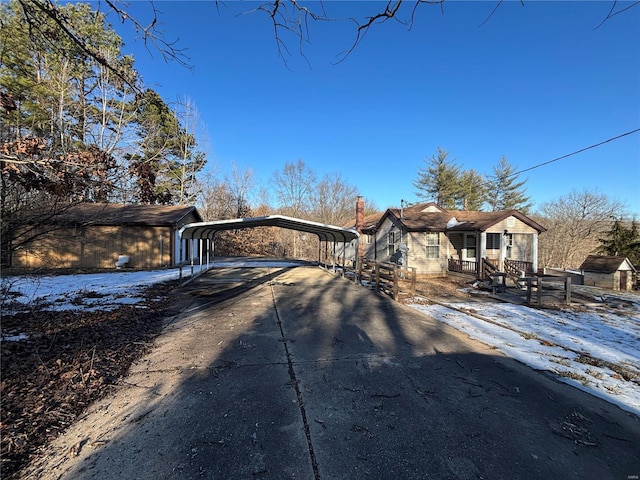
0, 1, 207, 265
1, 1, 636, 270
413, 147, 531, 213
411, 147, 638, 270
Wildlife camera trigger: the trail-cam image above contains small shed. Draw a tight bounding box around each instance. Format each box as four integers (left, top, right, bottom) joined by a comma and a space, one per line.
12, 203, 202, 269
579, 255, 636, 291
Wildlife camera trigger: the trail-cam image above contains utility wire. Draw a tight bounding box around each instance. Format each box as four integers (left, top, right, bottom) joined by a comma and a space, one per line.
413, 127, 640, 205
505, 128, 640, 180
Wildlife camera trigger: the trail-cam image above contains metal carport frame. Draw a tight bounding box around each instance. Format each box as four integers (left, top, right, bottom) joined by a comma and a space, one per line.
178, 215, 360, 281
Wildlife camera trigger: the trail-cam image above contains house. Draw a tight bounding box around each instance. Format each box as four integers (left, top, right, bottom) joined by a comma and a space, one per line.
345, 201, 546, 278
12, 203, 202, 269
579, 255, 637, 291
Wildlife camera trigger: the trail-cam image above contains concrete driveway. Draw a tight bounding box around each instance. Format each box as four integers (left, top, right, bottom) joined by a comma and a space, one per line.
24, 265, 640, 479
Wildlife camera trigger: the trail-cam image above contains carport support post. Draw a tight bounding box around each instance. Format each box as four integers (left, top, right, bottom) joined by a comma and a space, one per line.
179, 235, 184, 281
332, 241, 336, 272
206, 237, 210, 269
190, 239, 194, 277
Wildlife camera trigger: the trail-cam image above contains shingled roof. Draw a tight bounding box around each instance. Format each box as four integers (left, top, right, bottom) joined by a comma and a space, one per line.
377, 202, 546, 233
579, 255, 637, 274
48, 203, 202, 226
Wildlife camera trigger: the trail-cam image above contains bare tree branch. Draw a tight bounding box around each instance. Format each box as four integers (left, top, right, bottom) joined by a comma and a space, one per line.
594, 0, 640, 30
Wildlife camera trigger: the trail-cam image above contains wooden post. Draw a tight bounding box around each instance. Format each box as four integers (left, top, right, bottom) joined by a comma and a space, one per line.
536, 276, 542, 305
375, 261, 381, 293
393, 264, 399, 301
526, 277, 532, 306
410, 267, 417, 296
565, 277, 572, 305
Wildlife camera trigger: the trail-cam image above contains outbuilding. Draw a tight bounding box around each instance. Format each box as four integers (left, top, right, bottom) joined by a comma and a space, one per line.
579, 255, 636, 291
11, 203, 202, 269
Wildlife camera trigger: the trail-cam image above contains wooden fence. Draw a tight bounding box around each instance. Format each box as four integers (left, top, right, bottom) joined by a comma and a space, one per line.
520, 276, 573, 306
344, 258, 417, 301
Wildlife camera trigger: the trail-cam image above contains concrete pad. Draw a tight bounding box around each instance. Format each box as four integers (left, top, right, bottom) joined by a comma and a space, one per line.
22, 266, 640, 480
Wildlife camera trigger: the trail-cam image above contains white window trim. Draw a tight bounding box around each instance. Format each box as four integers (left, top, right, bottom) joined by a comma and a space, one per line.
464, 233, 477, 260
425, 232, 440, 259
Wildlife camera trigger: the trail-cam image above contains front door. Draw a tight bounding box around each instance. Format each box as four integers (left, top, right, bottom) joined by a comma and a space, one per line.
464, 233, 477, 261
620, 270, 628, 290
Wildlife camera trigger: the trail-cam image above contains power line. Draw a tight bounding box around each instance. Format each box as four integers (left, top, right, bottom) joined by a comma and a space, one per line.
413, 128, 640, 206
506, 128, 640, 180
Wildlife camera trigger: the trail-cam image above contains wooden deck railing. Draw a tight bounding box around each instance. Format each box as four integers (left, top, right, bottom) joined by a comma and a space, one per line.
504, 259, 534, 276
480, 258, 498, 280
448, 258, 477, 275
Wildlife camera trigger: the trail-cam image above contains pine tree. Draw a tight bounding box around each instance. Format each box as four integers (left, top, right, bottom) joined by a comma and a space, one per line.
487, 156, 531, 213
413, 147, 461, 209
598, 219, 640, 267
456, 169, 486, 211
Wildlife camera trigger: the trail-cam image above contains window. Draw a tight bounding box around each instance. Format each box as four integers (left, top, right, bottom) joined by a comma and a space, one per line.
486, 233, 501, 250
425, 232, 440, 259
505, 233, 513, 259
388, 230, 397, 256
464, 233, 477, 260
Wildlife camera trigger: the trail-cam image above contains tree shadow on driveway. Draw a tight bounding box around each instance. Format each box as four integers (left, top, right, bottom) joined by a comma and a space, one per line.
21, 266, 640, 480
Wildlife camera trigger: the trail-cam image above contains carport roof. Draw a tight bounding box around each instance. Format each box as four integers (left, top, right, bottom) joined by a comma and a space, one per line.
179, 215, 359, 243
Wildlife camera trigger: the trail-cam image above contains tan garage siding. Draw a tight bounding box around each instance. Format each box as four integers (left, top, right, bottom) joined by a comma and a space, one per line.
11, 204, 202, 270
13, 226, 174, 269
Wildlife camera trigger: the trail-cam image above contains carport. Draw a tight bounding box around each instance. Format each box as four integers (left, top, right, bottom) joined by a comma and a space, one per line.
178, 215, 360, 280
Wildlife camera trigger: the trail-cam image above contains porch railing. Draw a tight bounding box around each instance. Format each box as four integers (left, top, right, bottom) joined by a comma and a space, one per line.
448, 258, 477, 275
504, 258, 534, 276
480, 258, 498, 280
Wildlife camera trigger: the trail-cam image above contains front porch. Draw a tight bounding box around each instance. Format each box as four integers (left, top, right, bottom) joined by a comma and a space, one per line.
448, 257, 535, 279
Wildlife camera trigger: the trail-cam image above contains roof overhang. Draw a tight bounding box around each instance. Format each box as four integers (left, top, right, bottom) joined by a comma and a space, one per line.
179, 215, 360, 243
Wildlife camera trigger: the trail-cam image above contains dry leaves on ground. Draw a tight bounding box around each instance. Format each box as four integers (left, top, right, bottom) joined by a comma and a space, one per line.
0, 281, 177, 479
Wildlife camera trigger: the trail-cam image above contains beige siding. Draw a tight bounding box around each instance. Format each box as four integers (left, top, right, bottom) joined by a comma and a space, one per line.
406, 231, 447, 275
583, 270, 634, 291
14, 225, 174, 269
583, 272, 617, 290
486, 216, 537, 235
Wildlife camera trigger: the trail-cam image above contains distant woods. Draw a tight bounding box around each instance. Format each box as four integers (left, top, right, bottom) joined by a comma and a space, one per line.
196, 160, 372, 260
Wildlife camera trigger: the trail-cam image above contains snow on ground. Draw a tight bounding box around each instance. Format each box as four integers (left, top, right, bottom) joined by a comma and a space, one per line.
407, 297, 640, 417
1, 260, 305, 315
2, 260, 639, 416
2, 268, 184, 314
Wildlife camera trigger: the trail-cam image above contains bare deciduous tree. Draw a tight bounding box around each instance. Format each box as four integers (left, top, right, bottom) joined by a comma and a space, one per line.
535, 189, 627, 269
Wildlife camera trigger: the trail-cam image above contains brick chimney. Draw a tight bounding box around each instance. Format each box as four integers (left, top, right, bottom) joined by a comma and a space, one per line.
355, 196, 365, 260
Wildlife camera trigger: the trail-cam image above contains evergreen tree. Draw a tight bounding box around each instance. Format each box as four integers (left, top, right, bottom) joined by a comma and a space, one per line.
413, 147, 461, 209
487, 156, 531, 213
127, 90, 206, 204
598, 219, 640, 267
456, 169, 486, 211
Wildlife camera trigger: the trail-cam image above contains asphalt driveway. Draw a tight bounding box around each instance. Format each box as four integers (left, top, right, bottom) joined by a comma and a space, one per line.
23, 265, 640, 479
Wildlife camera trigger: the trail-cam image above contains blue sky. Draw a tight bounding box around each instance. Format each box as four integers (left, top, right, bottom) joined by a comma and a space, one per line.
111, 1, 639, 215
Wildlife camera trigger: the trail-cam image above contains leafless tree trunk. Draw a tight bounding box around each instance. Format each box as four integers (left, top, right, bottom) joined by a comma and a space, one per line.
536, 189, 626, 269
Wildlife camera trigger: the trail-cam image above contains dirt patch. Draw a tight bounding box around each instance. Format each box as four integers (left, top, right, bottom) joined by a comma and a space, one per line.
412, 275, 479, 301
0, 281, 178, 479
